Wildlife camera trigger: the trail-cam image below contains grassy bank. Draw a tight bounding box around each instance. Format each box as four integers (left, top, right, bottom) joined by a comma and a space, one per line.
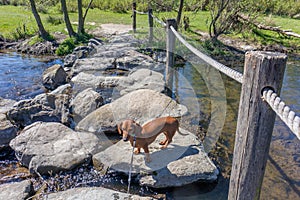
0, 5, 299, 53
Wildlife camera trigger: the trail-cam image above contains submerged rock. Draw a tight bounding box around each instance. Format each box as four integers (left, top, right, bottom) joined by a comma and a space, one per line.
0, 180, 33, 200
9, 122, 111, 175
76, 89, 188, 132
93, 128, 218, 188
44, 187, 155, 200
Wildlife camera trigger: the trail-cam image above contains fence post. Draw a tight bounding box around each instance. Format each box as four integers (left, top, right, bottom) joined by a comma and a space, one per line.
166, 19, 177, 95
132, 2, 136, 33
148, 8, 153, 43
228, 51, 287, 200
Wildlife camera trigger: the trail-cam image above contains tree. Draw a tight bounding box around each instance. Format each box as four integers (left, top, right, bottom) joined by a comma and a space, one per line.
77, 0, 94, 35
176, 0, 184, 26
60, 0, 76, 37
208, 0, 257, 42
29, 0, 51, 40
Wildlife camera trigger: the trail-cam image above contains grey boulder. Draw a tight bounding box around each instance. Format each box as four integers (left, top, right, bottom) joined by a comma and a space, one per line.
9, 122, 110, 175
42, 64, 67, 90
71, 88, 104, 122
0, 180, 33, 200
76, 89, 187, 132
7, 93, 71, 127
93, 128, 218, 188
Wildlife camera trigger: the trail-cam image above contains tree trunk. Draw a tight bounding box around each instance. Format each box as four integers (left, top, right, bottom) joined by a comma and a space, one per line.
77, 0, 84, 35
61, 0, 76, 37
176, 0, 184, 26
29, 0, 50, 40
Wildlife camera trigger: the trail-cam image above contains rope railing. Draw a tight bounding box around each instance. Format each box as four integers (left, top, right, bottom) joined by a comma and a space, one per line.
170, 26, 243, 83
169, 24, 300, 139
150, 13, 166, 27
262, 88, 300, 139
133, 9, 147, 15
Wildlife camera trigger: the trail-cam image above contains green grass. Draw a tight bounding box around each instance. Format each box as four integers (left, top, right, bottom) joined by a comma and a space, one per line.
0, 5, 149, 39
0, 5, 299, 52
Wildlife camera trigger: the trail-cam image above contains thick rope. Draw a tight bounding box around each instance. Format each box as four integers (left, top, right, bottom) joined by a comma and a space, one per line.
170, 26, 243, 83
262, 88, 300, 140
150, 13, 166, 27
133, 9, 148, 15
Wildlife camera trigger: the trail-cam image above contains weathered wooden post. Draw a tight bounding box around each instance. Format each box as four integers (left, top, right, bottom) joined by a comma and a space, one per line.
132, 2, 136, 33
228, 51, 287, 200
148, 8, 153, 43
166, 19, 177, 95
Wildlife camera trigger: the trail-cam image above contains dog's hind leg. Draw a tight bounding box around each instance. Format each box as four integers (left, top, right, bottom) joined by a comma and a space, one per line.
159, 132, 168, 145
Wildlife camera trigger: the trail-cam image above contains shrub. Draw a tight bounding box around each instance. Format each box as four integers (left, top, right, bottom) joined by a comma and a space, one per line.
56, 37, 76, 56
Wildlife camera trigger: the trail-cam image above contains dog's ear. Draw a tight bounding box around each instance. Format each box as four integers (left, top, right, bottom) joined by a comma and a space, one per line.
117, 122, 123, 134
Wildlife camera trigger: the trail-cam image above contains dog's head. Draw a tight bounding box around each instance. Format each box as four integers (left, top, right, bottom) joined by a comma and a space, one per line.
117, 120, 142, 142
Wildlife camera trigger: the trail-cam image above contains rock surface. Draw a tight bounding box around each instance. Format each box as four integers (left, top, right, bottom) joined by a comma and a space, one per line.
0, 180, 33, 200
71, 88, 104, 122
9, 122, 111, 175
117, 68, 165, 96
93, 128, 218, 188
44, 187, 155, 200
0, 98, 18, 149
7, 93, 71, 127
0, 113, 17, 148
0, 97, 16, 114
42, 64, 67, 90
71, 72, 122, 88
76, 89, 188, 132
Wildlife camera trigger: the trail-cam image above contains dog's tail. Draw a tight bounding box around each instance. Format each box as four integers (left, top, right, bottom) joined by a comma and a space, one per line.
177, 127, 189, 136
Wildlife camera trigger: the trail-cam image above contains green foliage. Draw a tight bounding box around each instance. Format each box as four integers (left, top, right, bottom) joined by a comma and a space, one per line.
55, 33, 92, 56
28, 34, 55, 45
11, 23, 35, 40
46, 15, 64, 25
55, 37, 76, 56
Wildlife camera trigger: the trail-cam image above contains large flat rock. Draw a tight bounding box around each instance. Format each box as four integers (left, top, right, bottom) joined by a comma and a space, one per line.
44, 187, 154, 200
10, 122, 111, 175
93, 128, 218, 188
76, 89, 188, 132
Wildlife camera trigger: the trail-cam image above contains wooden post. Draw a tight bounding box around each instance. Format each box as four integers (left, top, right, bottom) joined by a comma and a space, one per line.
166, 19, 177, 95
148, 8, 153, 43
228, 51, 287, 200
132, 2, 136, 33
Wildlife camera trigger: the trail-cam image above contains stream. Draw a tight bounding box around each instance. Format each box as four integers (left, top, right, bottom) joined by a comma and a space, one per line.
0, 51, 299, 199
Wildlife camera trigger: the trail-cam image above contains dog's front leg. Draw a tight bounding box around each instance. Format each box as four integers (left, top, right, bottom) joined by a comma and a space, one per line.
134, 147, 141, 154
143, 146, 151, 163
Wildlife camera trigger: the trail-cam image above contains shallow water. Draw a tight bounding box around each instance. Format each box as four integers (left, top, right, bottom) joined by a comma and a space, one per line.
171, 56, 300, 199
0, 51, 63, 100
0, 52, 299, 199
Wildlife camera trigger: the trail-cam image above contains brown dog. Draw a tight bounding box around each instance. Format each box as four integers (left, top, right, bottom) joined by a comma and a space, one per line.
117, 116, 185, 162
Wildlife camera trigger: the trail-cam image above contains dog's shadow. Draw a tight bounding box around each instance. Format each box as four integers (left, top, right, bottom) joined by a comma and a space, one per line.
144, 144, 200, 170
109, 144, 201, 179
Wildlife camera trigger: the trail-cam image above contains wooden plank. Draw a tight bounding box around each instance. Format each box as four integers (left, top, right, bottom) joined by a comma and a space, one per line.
132, 2, 136, 33
148, 8, 153, 43
166, 19, 177, 95
228, 51, 287, 199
